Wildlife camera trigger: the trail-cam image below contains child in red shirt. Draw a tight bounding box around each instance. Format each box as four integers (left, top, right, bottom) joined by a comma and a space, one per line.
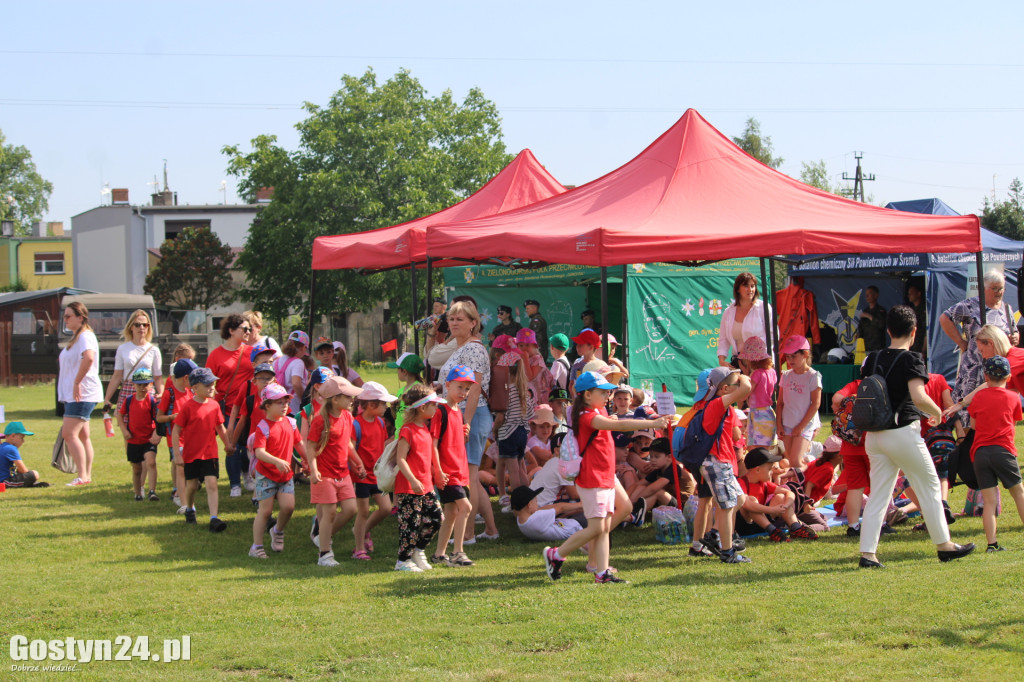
966, 356, 1024, 552
172, 367, 232, 532
431, 365, 477, 567
831, 380, 871, 534
117, 368, 161, 502
351, 381, 396, 559
305, 376, 366, 567
394, 384, 447, 573
158, 357, 195, 510
738, 446, 819, 541
248, 383, 304, 559
543, 371, 669, 584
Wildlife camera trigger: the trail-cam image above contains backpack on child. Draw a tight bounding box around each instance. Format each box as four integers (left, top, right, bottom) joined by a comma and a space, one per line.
852, 350, 908, 433
557, 429, 598, 481
831, 394, 863, 446
124, 394, 162, 437
273, 356, 301, 389
675, 401, 728, 467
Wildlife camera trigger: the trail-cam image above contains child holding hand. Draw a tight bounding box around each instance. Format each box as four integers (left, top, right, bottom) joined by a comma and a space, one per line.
157, 355, 196, 508
117, 368, 162, 502
249, 384, 304, 559
431, 365, 477, 567
305, 376, 366, 567
394, 384, 447, 573
351, 381, 398, 560
543, 371, 669, 584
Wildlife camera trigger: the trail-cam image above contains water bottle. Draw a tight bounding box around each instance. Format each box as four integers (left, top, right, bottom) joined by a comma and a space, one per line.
103, 411, 115, 438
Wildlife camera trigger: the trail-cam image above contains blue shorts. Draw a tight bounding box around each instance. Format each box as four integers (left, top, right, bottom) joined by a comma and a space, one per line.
701, 457, 743, 510
253, 472, 295, 501
465, 405, 493, 467
63, 401, 97, 421
498, 425, 528, 459
355, 482, 383, 499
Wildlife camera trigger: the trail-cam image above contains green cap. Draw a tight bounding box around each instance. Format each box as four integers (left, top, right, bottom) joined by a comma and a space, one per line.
4, 421, 34, 436
549, 333, 570, 351
386, 352, 424, 374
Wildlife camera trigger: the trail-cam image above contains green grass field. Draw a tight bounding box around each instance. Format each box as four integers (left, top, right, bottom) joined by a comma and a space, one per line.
3, 374, 1024, 680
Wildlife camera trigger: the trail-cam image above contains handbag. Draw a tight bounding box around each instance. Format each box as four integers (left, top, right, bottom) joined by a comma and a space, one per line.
946, 429, 979, 490
51, 428, 77, 474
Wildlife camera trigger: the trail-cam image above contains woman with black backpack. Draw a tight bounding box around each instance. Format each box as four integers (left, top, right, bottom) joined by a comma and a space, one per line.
855, 305, 975, 569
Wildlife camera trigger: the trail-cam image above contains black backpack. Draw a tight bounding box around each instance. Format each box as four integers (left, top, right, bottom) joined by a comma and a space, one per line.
675, 401, 728, 467
852, 350, 907, 432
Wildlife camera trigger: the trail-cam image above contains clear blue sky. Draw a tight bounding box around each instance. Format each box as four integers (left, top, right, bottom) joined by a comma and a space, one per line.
4, 2, 1024, 229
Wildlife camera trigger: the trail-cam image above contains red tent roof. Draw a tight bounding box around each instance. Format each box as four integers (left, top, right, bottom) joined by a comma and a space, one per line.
425, 109, 981, 267
311, 149, 565, 271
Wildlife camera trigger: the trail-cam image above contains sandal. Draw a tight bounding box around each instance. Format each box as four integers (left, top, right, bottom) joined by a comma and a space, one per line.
351, 550, 372, 561
270, 528, 285, 552
430, 553, 450, 564
364, 532, 374, 553
912, 522, 928, 532
248, 545, 268, 559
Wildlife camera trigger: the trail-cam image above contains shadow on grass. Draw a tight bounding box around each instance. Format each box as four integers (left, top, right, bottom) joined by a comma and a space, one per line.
926, 618, 1024, 654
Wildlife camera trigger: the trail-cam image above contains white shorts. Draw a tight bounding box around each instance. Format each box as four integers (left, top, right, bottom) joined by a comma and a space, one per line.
578, 486, 616, 519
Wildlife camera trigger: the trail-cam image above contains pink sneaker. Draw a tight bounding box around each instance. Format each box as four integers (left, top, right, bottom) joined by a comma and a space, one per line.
364, 532, 374, 553
65, 477, 90, 487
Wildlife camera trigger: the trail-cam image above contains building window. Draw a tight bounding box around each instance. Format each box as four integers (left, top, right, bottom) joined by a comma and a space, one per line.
34, 252, 65, 275
165, 220, 211, 241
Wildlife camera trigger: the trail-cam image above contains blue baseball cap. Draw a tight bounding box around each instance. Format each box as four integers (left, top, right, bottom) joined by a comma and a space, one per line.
188, 367, 218, 386
172, 359, 198, 379
310, 366, 335, 385
692, 368, 714, 403
984, 355, 1011, 379
574, 371, 618, 393
250, 344, 272, 363
446, 364, 477, 383
253, 362, 275, 376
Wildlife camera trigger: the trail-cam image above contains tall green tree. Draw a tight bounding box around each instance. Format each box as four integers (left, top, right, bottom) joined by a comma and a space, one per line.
732, 117, 783, 169
981, 177, 1024, 240
799, 159, 840, 194
0, 129, 53, 235
144, 226, 235, 310
223, 68, 511, 325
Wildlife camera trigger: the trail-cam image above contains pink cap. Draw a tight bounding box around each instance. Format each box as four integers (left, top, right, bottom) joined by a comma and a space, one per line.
780, 335, 811, 355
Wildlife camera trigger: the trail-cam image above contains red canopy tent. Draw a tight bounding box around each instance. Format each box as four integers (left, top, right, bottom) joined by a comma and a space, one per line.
311, 148, 566, 271
424, 109, 981, 266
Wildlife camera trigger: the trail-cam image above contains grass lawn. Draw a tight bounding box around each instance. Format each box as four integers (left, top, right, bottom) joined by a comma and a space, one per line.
3, 374, 1024, 680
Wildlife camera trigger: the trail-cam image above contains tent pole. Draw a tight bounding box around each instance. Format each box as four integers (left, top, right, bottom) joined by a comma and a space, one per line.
600, 267, 609, 361
759, 258, 772, 357
308, 269, 318, 339
976, 251, 986, 328
621, 264, 628, 370
768, 257, 780, 373
425, 258, 433, 326
411, 265, 419, 355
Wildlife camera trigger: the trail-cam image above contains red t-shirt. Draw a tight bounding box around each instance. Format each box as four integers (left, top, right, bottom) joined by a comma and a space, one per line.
307, 411, 354, 480
205, 344, 254, 408
739, 477, 778, 505
968, 386, 1022, 460
159, 383, 191, 450
354, 414, 387, 484
803, 460, 836, 502
701, 397, 739, 472
835, 381, 867, 458
431, 403, 468, 487
1007, 347, 1024, 395
120, 394, 157, 444
234, 381, 266, 438
574, 407, 617, 489
251, 416, 300, 483
395, 422, 434, 495
174, 398, 224, 463
921, 373, 951, 437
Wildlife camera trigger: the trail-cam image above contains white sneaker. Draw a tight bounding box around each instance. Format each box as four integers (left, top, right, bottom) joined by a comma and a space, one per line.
475, 514, 485, 525
243, 473, 256, 492
412, 549, 433, 571
476, 531, 500, 541
229, 485, 242, 497
172, 495, 181, 507
450, 536, 477, 545
176, 505, 188, 514
317, 551, 339, 567
395, 559, 424, 572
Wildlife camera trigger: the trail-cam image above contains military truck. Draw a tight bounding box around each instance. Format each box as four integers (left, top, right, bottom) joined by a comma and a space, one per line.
55, 293, 212, 414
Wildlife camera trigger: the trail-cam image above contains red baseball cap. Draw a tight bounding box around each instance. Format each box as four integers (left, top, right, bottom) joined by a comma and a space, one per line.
571, 329, 601, 347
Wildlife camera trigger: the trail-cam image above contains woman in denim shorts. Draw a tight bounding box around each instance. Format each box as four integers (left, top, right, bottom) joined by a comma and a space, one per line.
58, 302, 104, 486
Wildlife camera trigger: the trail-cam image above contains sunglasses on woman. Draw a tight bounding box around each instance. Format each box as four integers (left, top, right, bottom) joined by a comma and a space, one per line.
133, 322, 149, 328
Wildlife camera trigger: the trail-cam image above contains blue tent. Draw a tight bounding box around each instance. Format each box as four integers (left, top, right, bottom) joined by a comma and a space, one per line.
788, 199, 1023, 384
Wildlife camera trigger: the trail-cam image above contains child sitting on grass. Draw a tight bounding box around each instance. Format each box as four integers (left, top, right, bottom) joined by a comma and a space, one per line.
117, 368, 162, 502
513, 485, 585, 542
172, 368, 233, 532
627, 437, 695, 525
1, 422, 42, 488
964, 356, 1024, 552
526, 405, 559, 468
249, 383, 304, 559
737, 447, 819, 541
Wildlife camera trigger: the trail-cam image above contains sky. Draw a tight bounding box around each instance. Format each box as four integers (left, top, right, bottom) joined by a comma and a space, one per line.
4, 2, 1024, 232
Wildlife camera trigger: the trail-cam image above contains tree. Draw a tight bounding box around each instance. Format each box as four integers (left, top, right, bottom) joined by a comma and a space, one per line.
799, 159, 840, 194
223, 68, 511, 325
0, 129, 53, 236
732, 117, 783, 169
144, 226, 235, 310
981, 177, 1024, 240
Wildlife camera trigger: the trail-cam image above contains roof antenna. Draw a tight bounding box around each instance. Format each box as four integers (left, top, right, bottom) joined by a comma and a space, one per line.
162, 159, 169, 191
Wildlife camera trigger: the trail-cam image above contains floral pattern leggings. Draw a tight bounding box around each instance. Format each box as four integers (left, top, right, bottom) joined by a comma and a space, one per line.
396, 493, 443, 561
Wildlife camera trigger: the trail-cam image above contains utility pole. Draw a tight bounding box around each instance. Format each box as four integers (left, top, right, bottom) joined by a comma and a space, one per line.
842, 152, 875, 202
